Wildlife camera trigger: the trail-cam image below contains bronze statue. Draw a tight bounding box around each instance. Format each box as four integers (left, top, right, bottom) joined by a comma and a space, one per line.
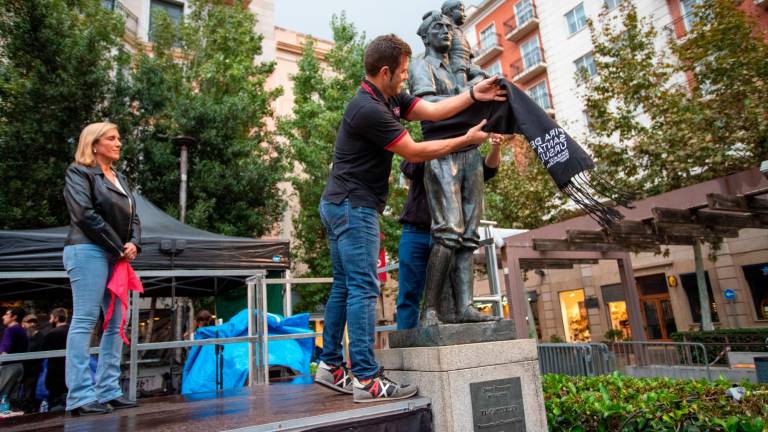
441, 0, 488, 91
409, 8, 500, 326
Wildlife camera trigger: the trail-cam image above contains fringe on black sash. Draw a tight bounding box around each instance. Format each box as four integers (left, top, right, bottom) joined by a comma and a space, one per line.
561, 170, 637, 229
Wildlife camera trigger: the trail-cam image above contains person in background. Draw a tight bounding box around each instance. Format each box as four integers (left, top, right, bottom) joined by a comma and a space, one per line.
20, 315, 44, 412
63, 122, 141, 416
42, 308, 69, 411
0, 307, 29, 406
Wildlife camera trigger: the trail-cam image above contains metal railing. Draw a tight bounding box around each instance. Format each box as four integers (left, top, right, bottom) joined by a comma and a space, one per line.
510, 49, 545, 81
1, 271, 400, 401
609, 341, 712, 380
503, 7, 538, 36
538, 343, 613, 376
472, 32, 503, 62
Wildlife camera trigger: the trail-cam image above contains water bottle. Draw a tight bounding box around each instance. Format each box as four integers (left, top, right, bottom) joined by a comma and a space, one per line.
0, 394, 9, 414
39, 399, 49, 413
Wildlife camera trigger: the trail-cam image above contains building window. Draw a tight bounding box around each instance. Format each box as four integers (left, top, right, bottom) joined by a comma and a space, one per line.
527, 81, 551, 110
565, 3, 587, 35
559, 289, 591, 342
680, 272, 720, 324
605, 0, 623, 11
479, 23, 497, 49
520, 36, 542, 70
515, 0, 535, 26
150, 0, 184, 41
601, 284, 631, 339
574, 52, 597, 78
485, 61, 502, 78
101, 0, 116, 10
681, 0, 703, 32
743, 263, 768, 320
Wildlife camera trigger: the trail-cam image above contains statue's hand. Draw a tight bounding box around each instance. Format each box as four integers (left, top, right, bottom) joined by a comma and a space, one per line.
472, 76, 507, 102
464, 119, 489, 145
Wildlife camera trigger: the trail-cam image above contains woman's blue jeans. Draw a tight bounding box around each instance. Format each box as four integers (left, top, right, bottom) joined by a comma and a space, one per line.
318, 199, 381, 379
63, 244, 123, 410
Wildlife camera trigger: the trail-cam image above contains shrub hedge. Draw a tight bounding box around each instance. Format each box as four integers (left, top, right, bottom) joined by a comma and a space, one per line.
671, 328, 768, 365
543, 373, 768, 431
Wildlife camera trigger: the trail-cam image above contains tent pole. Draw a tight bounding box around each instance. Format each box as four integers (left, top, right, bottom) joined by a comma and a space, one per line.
247, 278, 256, 386
129, 290, 140, 400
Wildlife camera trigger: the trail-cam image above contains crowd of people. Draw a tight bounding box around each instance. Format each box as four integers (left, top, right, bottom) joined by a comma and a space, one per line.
0, 306, 70, 413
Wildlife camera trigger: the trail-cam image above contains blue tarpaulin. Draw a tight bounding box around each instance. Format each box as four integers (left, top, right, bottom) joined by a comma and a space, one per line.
181, 309, 314, 394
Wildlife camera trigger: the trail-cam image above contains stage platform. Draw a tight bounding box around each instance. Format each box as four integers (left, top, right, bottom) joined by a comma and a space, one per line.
0, 384, 433, 432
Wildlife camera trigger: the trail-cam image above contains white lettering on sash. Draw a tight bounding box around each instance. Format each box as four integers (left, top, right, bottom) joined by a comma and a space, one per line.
531, 127, 569, 169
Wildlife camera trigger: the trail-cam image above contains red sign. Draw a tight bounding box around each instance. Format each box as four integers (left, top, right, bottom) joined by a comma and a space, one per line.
377, 232, 387, 283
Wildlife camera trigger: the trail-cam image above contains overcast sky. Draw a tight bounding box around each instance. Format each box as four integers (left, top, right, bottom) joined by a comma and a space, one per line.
274, 0, 484, 51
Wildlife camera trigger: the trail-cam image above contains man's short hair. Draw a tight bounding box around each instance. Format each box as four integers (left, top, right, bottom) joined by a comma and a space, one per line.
441, 0, 462, 15
22, 315, 39, 329
51, 307, 68, 324
417, 11, 453, 40
364, 34, 412, 76
6, 307, 25, 323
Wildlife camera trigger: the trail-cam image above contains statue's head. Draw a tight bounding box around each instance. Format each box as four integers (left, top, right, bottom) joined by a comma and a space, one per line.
441, 0, 465, 26
417, 11, 453, 53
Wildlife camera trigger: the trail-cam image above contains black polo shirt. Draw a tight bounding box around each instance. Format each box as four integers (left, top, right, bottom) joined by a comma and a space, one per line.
321, 79, 421, 213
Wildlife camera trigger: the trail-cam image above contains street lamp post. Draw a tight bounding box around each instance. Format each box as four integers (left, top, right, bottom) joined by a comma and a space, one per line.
172, 136, 196, 224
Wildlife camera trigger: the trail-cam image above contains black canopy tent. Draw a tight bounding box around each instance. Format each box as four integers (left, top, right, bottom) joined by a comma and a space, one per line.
0, 194, 290, 299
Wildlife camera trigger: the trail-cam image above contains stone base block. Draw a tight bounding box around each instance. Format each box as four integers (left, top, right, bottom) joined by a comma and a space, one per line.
377, 339, 547, 432
388, 320, 516, 349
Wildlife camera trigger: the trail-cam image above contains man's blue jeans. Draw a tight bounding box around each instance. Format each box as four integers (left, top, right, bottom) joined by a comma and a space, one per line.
63, 244, 124, 410
318, 199, 380, 379
396, 225, 432, 330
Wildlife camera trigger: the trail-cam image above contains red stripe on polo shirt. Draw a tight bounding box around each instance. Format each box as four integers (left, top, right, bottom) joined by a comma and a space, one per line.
403, 97, 421, 120
361, 81, 376, 98
384, 129, 408, 151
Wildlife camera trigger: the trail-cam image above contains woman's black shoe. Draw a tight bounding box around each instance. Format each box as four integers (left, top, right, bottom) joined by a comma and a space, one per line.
106, 396, 139, 410
67, 401, 113, 417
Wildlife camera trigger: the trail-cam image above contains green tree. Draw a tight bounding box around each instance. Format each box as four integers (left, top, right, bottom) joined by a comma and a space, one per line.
581, 0, 768, 196
278, 14, 410, 312
0, 0, 129, 229
124, 0, 287, 237
484, 138, 566, 229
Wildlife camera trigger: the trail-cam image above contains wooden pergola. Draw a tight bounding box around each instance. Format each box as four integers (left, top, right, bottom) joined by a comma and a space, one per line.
500, 167, 768, 340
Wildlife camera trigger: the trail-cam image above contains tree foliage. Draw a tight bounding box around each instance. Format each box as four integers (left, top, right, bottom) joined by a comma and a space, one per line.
581, 0, 768, 196
0, 0, 128, 229
123, 0, 287, 236
484, 139, 566, 229
278, 14, 409, 312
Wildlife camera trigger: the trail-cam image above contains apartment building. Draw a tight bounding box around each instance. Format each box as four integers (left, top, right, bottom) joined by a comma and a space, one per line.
464, 0, 768, 341
464, 0, 768, 140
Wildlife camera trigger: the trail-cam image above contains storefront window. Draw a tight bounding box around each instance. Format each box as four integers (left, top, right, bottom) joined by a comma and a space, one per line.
743, 263, 768, 320
559, 289, 591, 342
601, 284, 631, 339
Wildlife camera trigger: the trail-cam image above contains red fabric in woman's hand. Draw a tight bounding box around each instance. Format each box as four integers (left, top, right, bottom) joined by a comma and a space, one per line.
105, 259, 144, 345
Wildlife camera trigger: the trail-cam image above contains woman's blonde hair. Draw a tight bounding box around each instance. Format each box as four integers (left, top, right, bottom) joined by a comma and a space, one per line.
74, 122, 119, 166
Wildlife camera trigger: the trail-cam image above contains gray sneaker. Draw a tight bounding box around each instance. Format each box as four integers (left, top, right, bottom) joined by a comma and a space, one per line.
352, 369, 418, 403
314, 361, 353, 394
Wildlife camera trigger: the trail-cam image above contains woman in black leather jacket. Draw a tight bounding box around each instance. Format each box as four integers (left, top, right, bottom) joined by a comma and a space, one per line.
62, 122, 141, 416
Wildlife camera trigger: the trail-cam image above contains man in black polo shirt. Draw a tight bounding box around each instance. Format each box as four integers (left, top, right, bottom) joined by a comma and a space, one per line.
314, 34, 505, 403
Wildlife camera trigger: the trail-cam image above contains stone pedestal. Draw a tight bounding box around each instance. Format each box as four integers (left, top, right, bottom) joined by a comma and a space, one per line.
377, 337, 547, 432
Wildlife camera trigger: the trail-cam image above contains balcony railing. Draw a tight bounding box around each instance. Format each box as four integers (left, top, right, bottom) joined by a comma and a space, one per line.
103, 0, 139, 38
510, 49, 546, 83
116, 1, 139, 38
503, 8, 539, 42
473, 32, 504, 65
